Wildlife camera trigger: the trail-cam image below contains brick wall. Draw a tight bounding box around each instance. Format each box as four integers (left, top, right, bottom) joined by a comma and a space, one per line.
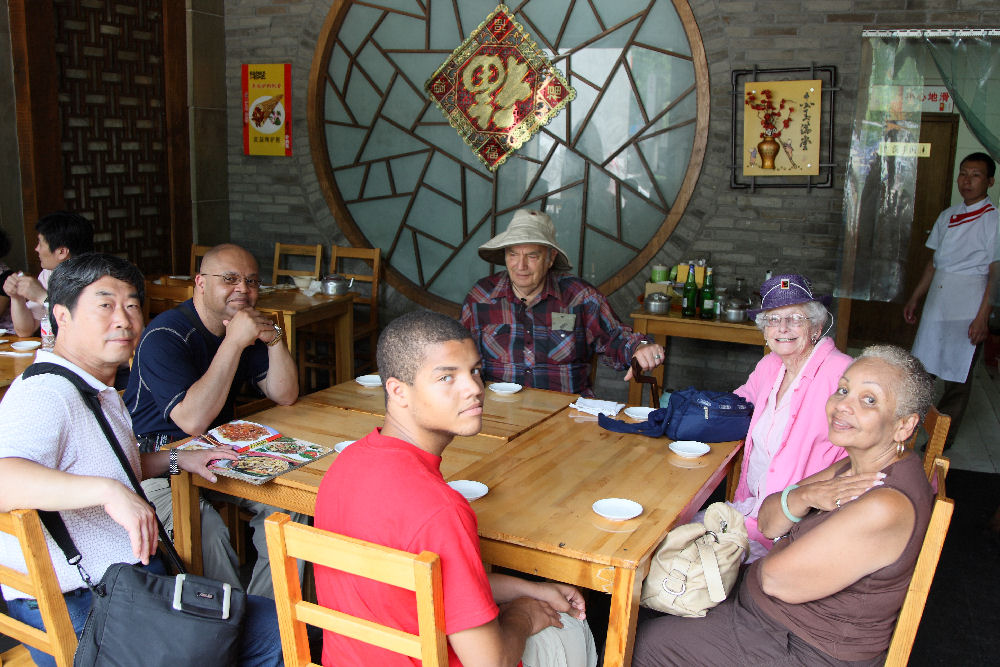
221, 0, 1000, 394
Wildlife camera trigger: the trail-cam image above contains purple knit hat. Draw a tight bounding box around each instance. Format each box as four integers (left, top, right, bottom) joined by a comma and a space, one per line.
748, 273, 832, 319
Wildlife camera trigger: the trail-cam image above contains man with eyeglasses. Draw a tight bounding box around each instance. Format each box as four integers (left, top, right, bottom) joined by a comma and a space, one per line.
123, 243, 299, 597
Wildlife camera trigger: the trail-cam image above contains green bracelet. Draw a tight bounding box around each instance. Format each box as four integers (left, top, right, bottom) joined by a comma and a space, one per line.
781, 484, 802, 523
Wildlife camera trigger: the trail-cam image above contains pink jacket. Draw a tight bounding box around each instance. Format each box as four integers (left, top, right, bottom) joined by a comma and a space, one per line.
733, 337, 852, 547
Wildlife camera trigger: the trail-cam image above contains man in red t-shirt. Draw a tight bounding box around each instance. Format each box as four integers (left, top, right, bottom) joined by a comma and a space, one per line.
315, 310, 596, 666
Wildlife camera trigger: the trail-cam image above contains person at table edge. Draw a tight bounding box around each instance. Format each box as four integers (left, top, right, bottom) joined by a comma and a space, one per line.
315, 310, 597, 666
2, 211, 94, 337
460, 209, 665, 396
0, 253, 281, 667
123, 243, 299, 598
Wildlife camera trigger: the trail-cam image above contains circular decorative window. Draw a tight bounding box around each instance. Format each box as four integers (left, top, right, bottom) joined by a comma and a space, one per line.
309, 0, 708, 313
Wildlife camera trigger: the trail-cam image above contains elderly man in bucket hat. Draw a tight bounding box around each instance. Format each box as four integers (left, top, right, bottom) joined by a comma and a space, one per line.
460, 209, 665, 396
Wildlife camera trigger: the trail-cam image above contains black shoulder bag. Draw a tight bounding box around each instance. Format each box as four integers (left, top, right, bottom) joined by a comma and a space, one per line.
24, 363, 245, 667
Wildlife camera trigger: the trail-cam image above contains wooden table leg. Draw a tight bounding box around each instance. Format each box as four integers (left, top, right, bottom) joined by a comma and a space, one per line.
603, 566, 644, 667
334, 304, 354, 384
171, 471, 203, 575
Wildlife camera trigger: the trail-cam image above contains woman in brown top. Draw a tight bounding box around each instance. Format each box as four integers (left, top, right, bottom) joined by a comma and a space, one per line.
634, 345, 936, 666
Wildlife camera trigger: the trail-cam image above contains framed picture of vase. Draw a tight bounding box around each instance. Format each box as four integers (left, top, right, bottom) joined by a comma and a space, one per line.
730, 66, 838, 190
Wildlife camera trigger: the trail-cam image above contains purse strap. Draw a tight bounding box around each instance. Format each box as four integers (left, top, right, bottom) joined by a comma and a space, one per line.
695, 536, 727, 603
23, 362, 187, 580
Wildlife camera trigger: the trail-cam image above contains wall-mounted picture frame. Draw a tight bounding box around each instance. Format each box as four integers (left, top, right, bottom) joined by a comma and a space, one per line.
731, 65, 838, 190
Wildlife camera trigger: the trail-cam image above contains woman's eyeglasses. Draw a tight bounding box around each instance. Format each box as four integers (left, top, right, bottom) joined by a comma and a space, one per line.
201, 273, 263, 288
762, 314, 811, 328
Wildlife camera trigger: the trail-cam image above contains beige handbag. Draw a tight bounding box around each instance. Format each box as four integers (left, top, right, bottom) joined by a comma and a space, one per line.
640, 502, 749, 617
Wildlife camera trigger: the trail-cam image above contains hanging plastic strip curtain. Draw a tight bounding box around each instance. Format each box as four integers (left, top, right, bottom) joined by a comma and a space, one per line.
837, 35, 925, 301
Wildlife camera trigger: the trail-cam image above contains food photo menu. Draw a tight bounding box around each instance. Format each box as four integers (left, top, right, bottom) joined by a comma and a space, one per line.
178, 420, 332, 485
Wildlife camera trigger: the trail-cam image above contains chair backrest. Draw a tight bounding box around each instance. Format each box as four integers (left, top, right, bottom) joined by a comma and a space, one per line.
0, 510, 78, 666
272, 243, 323, 285
884, 456, 954, 666
920, 407, 951, 480
144, 281, 194, 322
264, 512, 447, 667
189, 244, 212, 277
329, 246, 381, 327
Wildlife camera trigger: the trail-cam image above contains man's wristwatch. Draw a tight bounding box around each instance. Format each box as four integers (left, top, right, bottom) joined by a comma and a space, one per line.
168, 448, 180, 476
267, 324, 284, 347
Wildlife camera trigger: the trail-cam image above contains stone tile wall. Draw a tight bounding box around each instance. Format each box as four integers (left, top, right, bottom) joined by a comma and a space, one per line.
219, 0, 1000, 394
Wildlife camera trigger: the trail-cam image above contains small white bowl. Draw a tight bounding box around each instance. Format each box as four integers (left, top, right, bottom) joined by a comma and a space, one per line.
624, 406, 655, 421
669, 440, 711, 459
448, 480, 489, 501
11, 341, 41, 351
355, 374, 382, 387
592, 498, 643, 521
333, 440, 355, 454
488, 382, 522, 394
292, 275, 314, 289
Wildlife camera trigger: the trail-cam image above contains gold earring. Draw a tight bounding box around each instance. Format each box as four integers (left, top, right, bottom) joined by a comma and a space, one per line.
895, 440, 906, 458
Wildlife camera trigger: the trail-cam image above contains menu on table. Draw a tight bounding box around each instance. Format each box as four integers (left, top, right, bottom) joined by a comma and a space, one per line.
178, 419, 332, 485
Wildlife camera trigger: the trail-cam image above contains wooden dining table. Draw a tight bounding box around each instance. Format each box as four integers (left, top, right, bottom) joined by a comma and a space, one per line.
299, 381, 575, 440
0, 337, 41, 398
170, 386, 741, 667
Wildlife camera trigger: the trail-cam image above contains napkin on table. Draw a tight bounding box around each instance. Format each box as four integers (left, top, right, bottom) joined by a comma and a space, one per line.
569, 397, 625, 417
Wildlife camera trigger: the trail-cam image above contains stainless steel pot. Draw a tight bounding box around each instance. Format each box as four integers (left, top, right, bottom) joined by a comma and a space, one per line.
321, 274, 355, 296
645, 292, 671, 315
722, 304, 749, 323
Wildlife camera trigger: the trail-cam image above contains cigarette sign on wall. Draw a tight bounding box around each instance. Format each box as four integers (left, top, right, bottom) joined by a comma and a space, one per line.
242, 64, 291, 156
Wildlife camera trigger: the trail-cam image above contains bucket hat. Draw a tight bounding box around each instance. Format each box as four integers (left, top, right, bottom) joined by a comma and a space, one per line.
478, 209, 572, 271
748, 273, 832, 319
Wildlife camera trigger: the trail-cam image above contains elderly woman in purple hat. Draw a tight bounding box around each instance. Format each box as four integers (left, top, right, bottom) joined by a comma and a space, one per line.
730, 273, 852, 559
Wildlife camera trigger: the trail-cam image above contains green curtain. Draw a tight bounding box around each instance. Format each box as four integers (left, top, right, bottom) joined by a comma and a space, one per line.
925, 36, 1000, 161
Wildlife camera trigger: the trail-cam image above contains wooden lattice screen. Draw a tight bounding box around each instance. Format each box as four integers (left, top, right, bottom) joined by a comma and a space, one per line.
52, 0, 171, 275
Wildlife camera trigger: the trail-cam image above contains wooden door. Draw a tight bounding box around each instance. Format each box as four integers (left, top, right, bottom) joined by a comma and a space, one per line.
848, 113, 959, 348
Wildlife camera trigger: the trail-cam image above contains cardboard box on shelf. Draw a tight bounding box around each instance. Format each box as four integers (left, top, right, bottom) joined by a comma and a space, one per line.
676, 264, 705, 288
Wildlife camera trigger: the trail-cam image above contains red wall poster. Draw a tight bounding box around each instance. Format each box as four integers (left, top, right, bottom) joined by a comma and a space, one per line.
242, 63, 291, 156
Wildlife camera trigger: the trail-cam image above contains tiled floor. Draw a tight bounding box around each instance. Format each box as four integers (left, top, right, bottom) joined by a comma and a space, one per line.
939, 359, 1000, 473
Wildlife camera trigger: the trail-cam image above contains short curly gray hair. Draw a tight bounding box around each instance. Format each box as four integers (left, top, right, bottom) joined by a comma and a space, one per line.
857, 344, 935, 419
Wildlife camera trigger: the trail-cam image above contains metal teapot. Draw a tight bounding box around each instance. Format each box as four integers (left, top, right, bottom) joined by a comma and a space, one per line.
644, 292, 671, 315
321, 273, 355, 296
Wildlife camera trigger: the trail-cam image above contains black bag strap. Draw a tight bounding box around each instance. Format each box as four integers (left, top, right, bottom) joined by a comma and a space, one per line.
23, 362, 187, 578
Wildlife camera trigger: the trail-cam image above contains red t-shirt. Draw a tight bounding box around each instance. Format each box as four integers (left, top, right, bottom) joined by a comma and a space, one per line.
315, 428, 499, 666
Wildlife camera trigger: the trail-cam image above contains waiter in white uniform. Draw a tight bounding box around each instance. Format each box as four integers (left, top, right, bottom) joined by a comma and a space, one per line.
905, 151, 999, 449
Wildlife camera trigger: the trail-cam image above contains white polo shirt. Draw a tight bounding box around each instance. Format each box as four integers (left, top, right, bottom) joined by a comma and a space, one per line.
0, 351, 142, 599
927, 196, 1000, 275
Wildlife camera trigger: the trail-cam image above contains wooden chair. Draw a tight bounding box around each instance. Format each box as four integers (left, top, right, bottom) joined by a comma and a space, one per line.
0, 510, 78, 667
909, 406, 952, 480
189, 244, 212, 277
885, 456, 954, 666
264, 512, 447, 667
143, 281, 194, 322
299, 246, 382, 388
271, 243, 323, 286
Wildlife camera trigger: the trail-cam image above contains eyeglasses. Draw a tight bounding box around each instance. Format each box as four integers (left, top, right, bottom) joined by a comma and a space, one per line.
201, 273, 263, 288
762, 314, 811, 328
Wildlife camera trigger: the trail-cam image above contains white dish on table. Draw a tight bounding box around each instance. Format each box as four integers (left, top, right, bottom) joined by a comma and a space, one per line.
448, 480, 489, 501
355, 374, 382, 387
669, 440, 710, 459
10, 341, 41, 351
624, 406, 655, 421
333, 440, 355, 454
592, 498, 643, 521
488, 382, 522, 394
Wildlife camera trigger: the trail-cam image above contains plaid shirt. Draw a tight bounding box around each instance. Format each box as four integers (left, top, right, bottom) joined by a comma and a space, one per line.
460, 271, 648, 396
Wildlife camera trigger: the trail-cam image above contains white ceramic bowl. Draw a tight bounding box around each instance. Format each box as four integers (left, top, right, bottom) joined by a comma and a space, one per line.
592, 498, 643, 521
292, 275, 314, 289
669, 440, 711, 459
488, 382, 522, 394
448, 480, 489, 501
624, 406, 655, 420
355, 374, 382, 387
10, 341, 41, 351
333, 440, 355, 454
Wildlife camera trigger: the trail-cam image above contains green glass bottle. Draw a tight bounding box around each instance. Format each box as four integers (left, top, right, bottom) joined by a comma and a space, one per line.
699, 267, 716, 319
681, 261, 698, 317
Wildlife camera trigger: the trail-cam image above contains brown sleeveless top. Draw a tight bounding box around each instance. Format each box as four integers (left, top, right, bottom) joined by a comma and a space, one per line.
744, 453, 933, 661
